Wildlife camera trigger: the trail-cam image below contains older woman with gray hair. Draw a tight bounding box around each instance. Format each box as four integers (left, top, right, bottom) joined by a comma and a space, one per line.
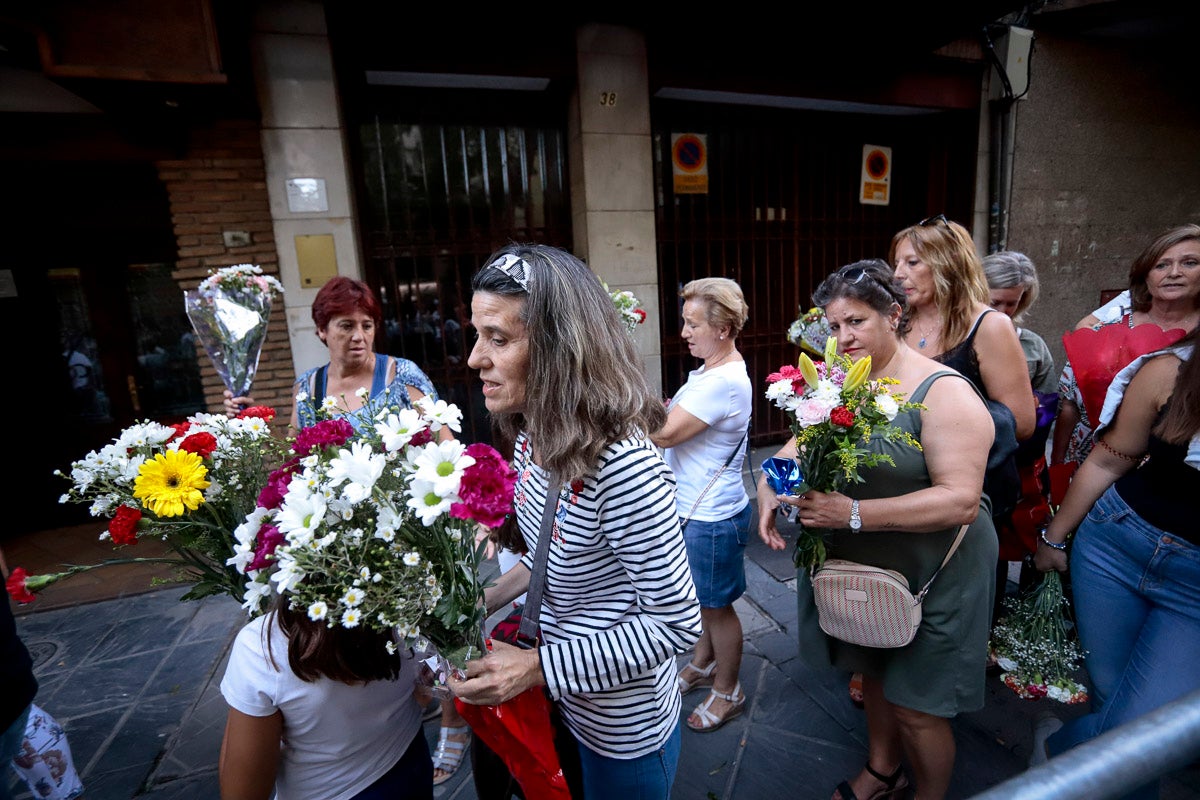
982, 250, 1057, 394
651, 277, 752, 733
449, 244, 702, 799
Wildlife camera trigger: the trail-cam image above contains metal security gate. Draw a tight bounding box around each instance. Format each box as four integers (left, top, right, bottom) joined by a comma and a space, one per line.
352, 90, 572, 443
653, 101, 978, 445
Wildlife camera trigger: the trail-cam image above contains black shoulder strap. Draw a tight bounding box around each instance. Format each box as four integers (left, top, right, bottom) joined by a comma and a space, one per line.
314, 365, 328, 399
517, 478, 563, 645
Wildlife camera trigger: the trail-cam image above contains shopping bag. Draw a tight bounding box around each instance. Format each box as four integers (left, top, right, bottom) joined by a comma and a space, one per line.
11, 704, 84, 800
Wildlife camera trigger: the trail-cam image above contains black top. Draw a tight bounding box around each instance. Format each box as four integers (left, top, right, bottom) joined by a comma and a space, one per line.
933, 310, 992, 399
1115, 405, 1200, 543
1, 597, 38, 730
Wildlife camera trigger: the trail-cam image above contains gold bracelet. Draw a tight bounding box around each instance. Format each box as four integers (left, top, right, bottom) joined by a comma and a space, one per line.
1096, 437, 1142, 463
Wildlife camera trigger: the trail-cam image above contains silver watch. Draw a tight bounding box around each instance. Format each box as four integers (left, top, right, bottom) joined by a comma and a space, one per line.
849, 499, 862, 531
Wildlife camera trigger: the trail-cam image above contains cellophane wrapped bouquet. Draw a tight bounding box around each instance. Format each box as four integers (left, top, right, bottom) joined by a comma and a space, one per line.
7, 407, 289, 605
604, 281, 647, 333
763, 336, 923, 569
990, 462, 1088, 704
231, 394, 517, 680
184, 264, 284, 398
787, 306, 833, 356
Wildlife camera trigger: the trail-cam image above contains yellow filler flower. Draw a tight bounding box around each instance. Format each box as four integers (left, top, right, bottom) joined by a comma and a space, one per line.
133, 450, 211, 517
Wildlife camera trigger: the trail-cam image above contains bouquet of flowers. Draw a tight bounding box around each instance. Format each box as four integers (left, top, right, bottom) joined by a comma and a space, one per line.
989, 462, 1088, 704
787, 306, 833, 356
184, 264, 284, 399
230, 395, 517, 672
604, 281, 647, 333
8, 407, 290, 606
763, 336, 923, 569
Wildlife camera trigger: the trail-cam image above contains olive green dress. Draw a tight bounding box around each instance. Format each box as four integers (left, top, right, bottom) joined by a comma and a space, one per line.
796, 371, 998, 717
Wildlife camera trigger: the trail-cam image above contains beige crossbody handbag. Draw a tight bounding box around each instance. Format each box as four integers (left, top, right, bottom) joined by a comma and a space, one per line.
810, 523, 969, 649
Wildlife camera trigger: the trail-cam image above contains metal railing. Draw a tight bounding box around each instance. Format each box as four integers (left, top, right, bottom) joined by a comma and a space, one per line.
971, 688, 1200, 799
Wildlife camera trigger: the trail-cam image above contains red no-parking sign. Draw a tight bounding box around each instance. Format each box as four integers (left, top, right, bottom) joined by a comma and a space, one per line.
672, 133, 708, 195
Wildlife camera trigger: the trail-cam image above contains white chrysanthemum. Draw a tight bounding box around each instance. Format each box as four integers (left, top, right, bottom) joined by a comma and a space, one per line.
276, 493, 327, 540
402, 551, 421, 567
873, 393, 900, 421
359, 566, 372, 582
385, 641, 397, 656
374, 504, 402, 540
372, 572, 383, 583
321, 395, 339, 413
374, 408, 427, 453
296, 390, 309, 403
308, 601, 329, 621
341, 608, 361, 628
326, 442, 386, 504
812, 378, 842, 404
355, 386, 370, 400
242, 580, 272, 613
411, 440, 474, 496
272, 561, 306, 594
406, 478, 454, 525
765, 379, 796, 407
230, 416, 270, 436
417, 397, 463, 433
227, 541, 254, 572
342, 587, 364, 607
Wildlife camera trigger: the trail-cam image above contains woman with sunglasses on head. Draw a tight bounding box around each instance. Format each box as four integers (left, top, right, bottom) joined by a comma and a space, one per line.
448, 245, 702, 799
758, 260, 997, 800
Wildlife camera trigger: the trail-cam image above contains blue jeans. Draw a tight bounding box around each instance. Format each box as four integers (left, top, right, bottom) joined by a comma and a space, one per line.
0, 705, 32, 800
1047, 487, 1200, 799
350, 732, 433, 800
576, 719, 681, 800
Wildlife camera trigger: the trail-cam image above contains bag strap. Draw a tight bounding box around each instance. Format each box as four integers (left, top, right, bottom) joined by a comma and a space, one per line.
914, 523, 970, 602
517, 477, 563, 645
680, 421, 750, 532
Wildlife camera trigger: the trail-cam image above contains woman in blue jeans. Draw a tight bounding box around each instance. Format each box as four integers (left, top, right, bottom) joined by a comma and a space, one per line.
652, 277, 753, 733
1036, 318, 1200, 798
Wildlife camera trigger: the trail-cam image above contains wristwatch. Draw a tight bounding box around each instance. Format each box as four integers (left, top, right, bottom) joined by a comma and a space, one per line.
849, 500, 862, 532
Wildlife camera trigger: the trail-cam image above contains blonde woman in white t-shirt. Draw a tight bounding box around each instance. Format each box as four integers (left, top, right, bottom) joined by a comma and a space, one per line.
651, 277, 753, 733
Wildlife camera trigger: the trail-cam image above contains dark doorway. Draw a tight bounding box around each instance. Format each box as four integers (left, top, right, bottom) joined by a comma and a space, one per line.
1, 161, 193, 532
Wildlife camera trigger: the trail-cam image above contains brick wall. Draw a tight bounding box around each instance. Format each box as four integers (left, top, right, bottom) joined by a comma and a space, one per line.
156, 119, 295, 430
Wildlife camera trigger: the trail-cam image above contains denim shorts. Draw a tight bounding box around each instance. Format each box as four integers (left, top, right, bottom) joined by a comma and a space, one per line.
682, 503, 751, 608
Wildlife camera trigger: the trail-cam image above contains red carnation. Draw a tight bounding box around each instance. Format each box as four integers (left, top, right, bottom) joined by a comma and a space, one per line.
167, 422, 191, 443
451, 443, 518, 528
830, 406, 855, 428
633, 308, 646, 323
409, 428, 434, 448
238, 405, 276, 422
6, 568, 36, 604
257, 459, 300, 510
1026, 683, 1048, 699
109, 506, 143, 545
179, 431, 218, 458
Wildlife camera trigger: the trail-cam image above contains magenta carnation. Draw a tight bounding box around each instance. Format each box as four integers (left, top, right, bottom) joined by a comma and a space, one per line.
257, 458, 299, 510
409, 428, 433, 448
247, 524, 284, 571
450, 443, 517, 528
293, 418, 355, 456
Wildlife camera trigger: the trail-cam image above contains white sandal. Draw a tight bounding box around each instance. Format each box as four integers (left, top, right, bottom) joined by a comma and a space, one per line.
687, 682, 745, 733
432, 725, 470, 785
677, 659, 717, 694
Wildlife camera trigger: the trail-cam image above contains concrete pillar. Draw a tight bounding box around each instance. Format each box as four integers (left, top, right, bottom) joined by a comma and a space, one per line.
570, 24, 663, 397
251, 0, 361, 377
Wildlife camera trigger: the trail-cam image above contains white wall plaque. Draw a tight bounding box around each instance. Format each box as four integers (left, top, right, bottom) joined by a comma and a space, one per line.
285, 178, 329, 213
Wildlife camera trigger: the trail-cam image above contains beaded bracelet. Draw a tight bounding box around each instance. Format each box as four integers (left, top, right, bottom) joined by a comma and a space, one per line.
1096, 437, 1142, 463
1039, 528, 1068, 551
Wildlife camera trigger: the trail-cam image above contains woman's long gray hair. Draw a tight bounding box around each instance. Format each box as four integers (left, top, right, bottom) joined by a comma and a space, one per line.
471, 244, 666, 482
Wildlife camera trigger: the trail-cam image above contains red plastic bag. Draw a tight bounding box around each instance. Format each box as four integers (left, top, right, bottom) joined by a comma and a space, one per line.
455, 689, 571, 800
1062, 322, 1186, 425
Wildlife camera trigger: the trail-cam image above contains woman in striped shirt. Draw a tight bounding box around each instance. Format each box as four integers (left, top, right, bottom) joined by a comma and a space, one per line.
449, 244, 702, 799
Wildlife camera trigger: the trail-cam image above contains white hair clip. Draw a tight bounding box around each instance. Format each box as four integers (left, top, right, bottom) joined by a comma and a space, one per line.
487, 253, 531, 292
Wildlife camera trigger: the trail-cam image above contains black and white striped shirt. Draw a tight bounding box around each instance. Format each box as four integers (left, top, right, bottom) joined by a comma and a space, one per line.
514, 432, 702, 758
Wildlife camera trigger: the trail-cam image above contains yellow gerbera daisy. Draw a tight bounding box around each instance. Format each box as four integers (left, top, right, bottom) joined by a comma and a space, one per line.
133, 450, 210, 517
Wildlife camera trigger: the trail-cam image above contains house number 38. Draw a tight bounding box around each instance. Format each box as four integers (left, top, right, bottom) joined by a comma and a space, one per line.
600, 92, 617, 107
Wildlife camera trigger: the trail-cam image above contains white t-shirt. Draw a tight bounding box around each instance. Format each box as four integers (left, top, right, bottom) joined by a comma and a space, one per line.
220, 613, 422, 800
663, 361, 752, 522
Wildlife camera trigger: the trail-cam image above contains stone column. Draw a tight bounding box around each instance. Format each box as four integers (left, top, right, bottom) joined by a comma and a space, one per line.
570, 24, 663, 396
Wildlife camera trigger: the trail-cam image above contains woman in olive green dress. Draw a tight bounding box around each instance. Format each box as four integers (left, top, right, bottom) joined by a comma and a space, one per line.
757, 259, 997, 800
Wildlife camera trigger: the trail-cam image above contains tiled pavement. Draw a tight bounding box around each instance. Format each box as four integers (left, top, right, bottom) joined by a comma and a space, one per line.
7, 446, 1199, 799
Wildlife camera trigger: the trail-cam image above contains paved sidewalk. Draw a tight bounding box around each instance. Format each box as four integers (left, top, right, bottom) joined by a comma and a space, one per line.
7, 447, 1199, 799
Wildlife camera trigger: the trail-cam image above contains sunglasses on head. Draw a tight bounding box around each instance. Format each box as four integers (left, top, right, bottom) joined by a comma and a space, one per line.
918, 213, 950, 228
839, 265, 876, 286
